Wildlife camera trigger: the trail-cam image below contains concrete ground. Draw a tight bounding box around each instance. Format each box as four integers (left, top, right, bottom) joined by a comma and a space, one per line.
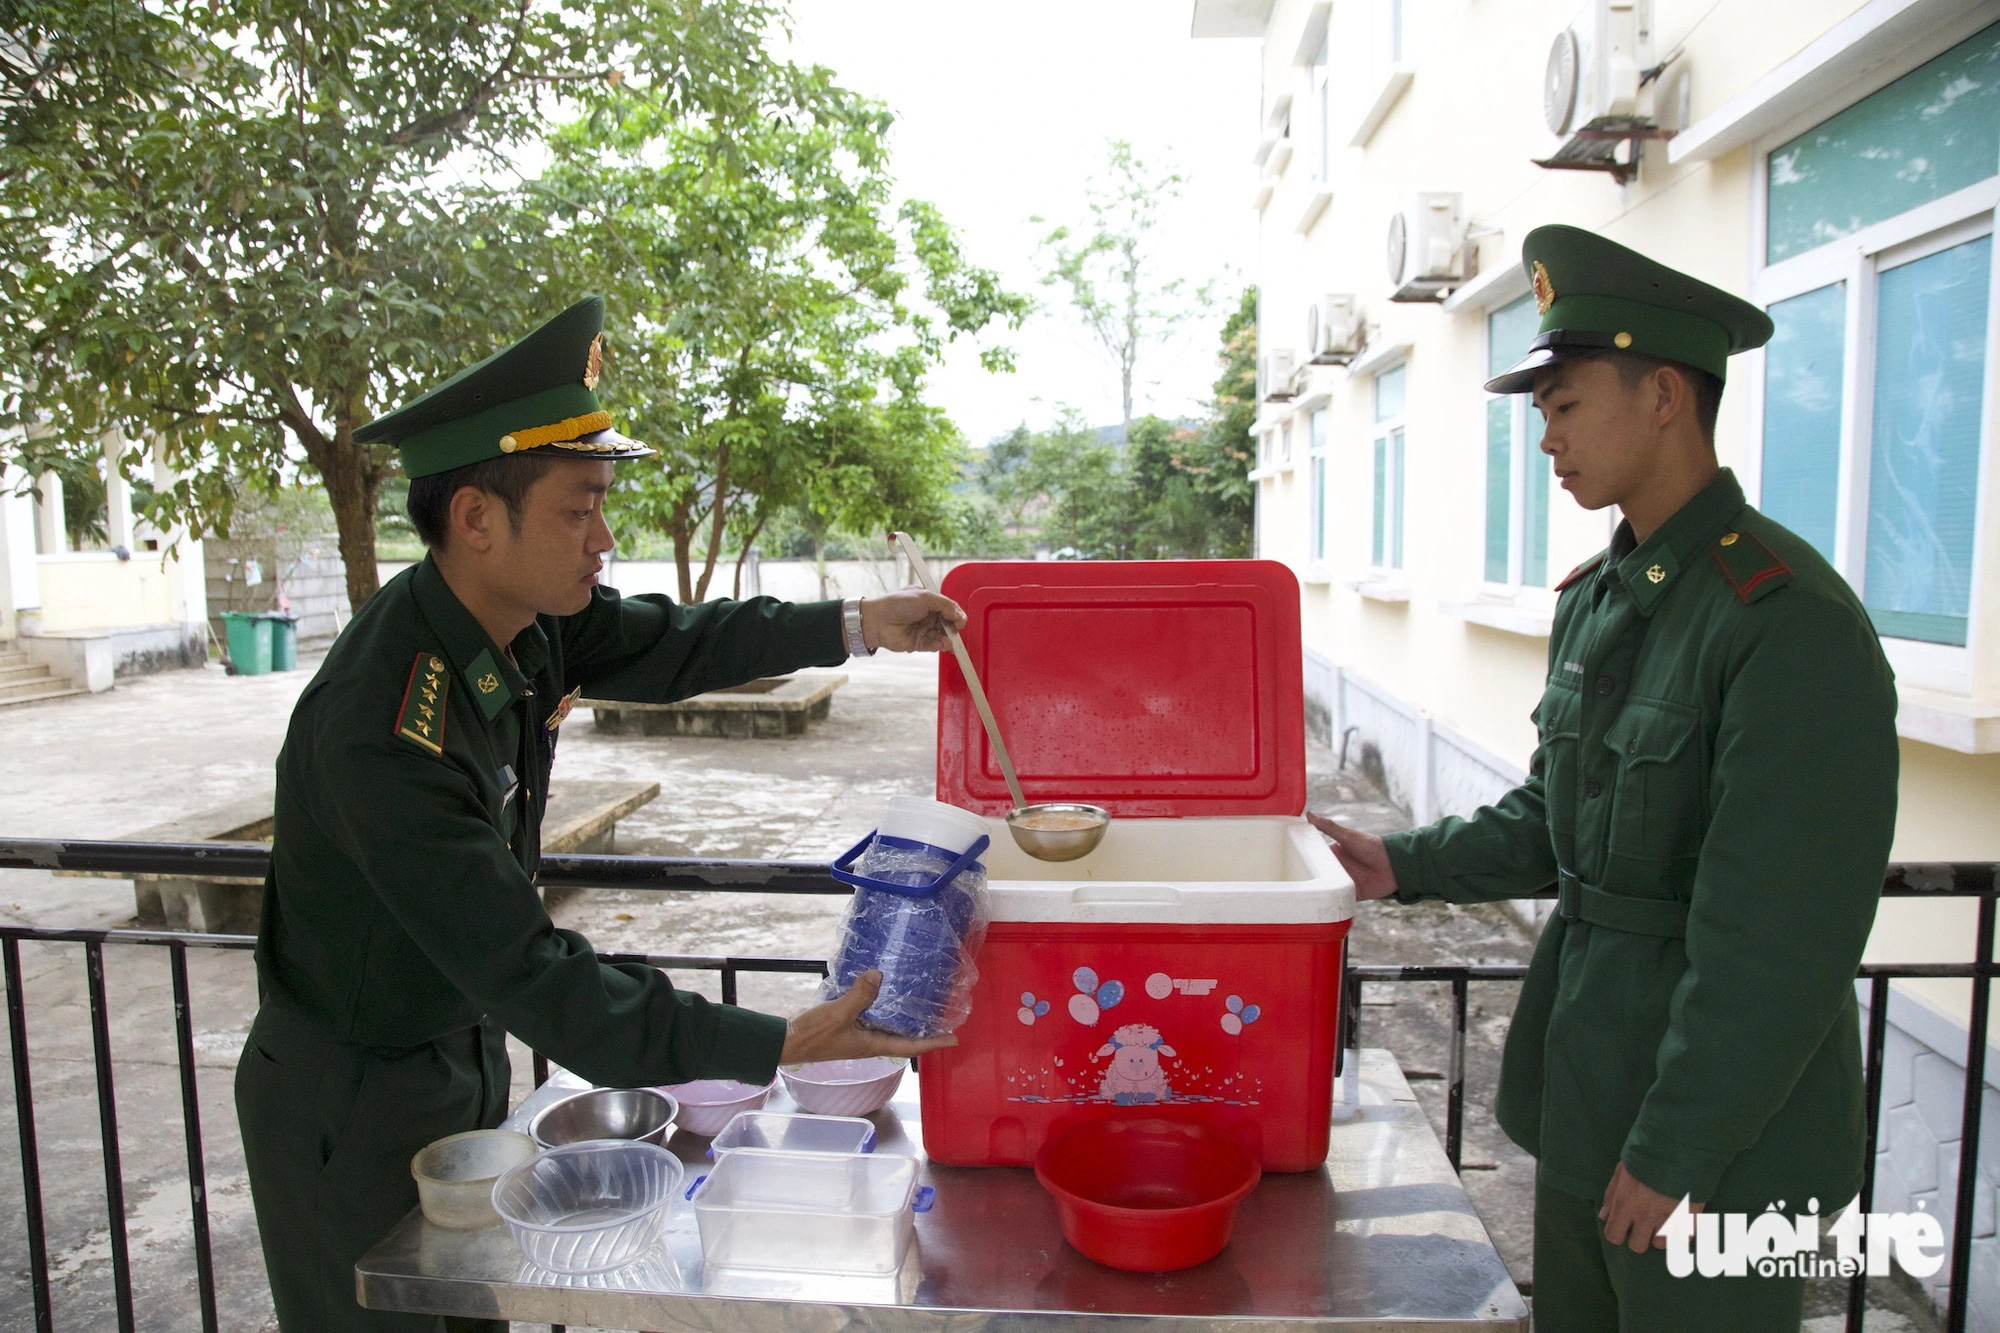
0, 650, 1940, 1331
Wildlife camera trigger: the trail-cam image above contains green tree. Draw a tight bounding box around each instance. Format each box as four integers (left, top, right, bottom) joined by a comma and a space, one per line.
1034, 140, 1214, 442
0, 0, 798, 611
959, 289, 1255, 561
528, 73, 1024, 602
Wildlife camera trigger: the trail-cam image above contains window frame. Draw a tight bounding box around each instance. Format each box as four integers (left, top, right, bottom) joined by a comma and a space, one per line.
1481, 296, 1552, 597
1371, 362, 1408, 575
1307, 406, 1330, 575
1308, 30, 1332, 185
1747, 35, 2000, 695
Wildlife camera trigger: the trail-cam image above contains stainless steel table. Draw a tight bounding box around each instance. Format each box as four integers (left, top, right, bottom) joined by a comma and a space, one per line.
357, 1049, 1529, 1331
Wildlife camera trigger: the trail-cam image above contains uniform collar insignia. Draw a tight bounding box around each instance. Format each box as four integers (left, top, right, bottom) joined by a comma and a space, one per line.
464, 647, 516, 721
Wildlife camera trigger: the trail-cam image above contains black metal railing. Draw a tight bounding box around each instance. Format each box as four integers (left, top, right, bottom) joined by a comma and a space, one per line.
1343, 861, 1996, 1333
0, 839, 1993, 1333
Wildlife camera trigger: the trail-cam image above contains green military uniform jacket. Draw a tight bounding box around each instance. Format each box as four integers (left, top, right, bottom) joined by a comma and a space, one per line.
254, 555, 849, 1080
1383, 470, 1899, 1210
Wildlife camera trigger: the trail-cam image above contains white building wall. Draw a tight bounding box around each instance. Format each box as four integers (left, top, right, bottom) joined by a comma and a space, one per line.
1200, 0, 2000, 1317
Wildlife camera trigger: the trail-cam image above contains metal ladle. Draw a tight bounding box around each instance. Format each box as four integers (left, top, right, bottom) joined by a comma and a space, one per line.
891, 532, 1108, 862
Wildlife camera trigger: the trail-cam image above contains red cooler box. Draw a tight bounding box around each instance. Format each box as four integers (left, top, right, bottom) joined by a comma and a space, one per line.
918, 560, 1355, 1172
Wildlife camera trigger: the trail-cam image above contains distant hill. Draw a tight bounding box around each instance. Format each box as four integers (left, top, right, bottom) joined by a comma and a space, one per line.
977, 418, 1200, 453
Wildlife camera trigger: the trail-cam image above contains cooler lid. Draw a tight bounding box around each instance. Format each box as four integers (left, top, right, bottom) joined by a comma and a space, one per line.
936, 560, 1305, 817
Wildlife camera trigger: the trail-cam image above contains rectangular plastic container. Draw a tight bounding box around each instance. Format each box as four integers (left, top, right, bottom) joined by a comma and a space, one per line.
689, 1148, 924, 1275
708, 1111, 877, 1158
918, 561, 1354, 1173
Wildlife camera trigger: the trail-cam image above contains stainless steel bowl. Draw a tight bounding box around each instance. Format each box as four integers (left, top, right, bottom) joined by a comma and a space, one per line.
1005, 803, 1111, 862
529, 1087, 678, 1151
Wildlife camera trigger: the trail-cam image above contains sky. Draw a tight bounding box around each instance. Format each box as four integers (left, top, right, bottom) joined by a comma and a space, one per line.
781, 2, 1263, 446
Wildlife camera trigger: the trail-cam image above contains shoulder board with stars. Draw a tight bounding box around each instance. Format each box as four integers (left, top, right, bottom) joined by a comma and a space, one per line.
1554, 554, 1606, 592
395, 652, 450, 755
1710, 530, 1792, 604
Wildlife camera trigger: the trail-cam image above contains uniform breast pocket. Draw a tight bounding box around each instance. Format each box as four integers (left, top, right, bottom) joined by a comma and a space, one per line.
1533, 685, 1583, 836
1603, 698, 1705, 862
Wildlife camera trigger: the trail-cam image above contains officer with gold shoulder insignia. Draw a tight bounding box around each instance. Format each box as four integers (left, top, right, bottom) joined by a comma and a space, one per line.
1311, 227, 1899, 1331
235, 296, 965, 1331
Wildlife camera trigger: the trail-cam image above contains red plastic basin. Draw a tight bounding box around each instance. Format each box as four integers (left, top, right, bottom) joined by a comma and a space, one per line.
1033, 1119, 1262, 1272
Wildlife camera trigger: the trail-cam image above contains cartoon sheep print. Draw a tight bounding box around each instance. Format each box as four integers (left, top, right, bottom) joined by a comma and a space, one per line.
1095, 1023, 1176, 1103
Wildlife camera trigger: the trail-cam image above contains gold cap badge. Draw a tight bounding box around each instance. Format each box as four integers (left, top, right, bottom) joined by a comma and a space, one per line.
1532, 261, 1556, 316
583, 335, 604, 391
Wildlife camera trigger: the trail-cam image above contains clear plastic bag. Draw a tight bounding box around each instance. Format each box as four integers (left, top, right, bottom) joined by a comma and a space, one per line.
822, 835, 989, 1039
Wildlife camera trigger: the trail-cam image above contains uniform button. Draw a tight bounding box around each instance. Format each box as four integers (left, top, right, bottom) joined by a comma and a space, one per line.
1585, 778, 1603, 798
1594, 675, 1615, 696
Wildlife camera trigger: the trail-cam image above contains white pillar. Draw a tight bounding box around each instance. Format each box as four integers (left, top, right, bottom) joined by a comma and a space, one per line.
143, 441, 207, 632
34, 471, 66, 555
0, 464, 41, 638
101, 430, 133, 553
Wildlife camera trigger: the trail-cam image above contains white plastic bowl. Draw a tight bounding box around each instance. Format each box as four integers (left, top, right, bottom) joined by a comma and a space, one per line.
411, 1129, 537, 1230
778, 1057, 907, 1116
491, 1139, 682, 1274
662, 1078, 774, 1136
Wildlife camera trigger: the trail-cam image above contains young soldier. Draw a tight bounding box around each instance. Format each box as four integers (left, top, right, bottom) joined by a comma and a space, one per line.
236, 296, 963, 1331
1313, 226, 1899, 1332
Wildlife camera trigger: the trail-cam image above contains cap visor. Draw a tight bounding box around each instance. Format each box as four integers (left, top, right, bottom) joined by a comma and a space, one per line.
543, 427, 655, 462
1483, 345, 1601, 395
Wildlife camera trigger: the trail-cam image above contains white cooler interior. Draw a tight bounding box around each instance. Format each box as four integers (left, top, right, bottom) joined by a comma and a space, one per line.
975, 815, 1354, 924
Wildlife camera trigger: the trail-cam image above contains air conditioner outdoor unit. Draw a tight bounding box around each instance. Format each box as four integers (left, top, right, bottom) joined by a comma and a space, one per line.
1307, 295, 1365, 365
1536, 0, 1659, 181
1261, 350, 1299, 403
1386, 193, 1470, 302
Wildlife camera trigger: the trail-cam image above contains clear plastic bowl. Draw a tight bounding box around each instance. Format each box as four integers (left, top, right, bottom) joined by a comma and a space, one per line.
491, 1140, 683, 1274
661, 1079, 773, 1136
778, 1057, 907, 1116
708, 1110, 878, 1158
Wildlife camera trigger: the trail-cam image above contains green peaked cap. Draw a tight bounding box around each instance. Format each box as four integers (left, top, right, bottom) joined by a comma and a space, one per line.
356, 295, 653, 478
1485, 224, 1775, 394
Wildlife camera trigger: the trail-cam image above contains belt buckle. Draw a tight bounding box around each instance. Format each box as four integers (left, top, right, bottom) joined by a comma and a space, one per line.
1557, 870, 1581, 920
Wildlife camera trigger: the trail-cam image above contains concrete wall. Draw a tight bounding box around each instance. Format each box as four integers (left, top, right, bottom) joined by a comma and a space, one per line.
378, 555, 979, 609
1206, 0, 2000, 1315
32, 552, 189, 632
206, 542, 347, 647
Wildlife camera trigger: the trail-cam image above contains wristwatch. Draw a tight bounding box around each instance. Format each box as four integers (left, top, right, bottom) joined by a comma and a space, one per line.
841, 598, 874, 657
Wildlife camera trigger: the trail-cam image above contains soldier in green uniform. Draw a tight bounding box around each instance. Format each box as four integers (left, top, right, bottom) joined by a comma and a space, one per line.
235, 296, 965, 1331
1312, 227, 1899, 1332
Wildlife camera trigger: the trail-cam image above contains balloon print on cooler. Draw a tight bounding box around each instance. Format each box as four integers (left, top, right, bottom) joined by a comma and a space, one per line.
1017, 992, 1053, 1027
1068, 967, 1125, 1026
1221, 994, 1262, 1037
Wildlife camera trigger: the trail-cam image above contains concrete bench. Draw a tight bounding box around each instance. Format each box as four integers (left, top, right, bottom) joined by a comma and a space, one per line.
63, 780, 660, 933
584, 672, 848, 739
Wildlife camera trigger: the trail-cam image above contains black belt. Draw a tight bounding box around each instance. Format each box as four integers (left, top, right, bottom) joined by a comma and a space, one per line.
1557, 870, 1689, 939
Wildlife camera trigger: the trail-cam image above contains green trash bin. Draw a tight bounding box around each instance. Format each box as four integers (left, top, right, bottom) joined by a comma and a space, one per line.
262, 613, 299, 672
221, 611, 273, 676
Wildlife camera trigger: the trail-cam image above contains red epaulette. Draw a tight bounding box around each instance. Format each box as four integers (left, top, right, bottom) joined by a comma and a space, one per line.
1711, 530, 1792, 604
394, 652, 449, 755
1554, 554, 1606, 592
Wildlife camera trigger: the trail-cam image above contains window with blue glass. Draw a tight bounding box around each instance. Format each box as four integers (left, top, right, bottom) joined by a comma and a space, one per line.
1485, 294, 1550, 587
1866, 235, 1989, 646
1760, 284, 1845, 564
1768, 21, 2000, 264
1373, 364, 1407, 571
1757, 21, 1998, 656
